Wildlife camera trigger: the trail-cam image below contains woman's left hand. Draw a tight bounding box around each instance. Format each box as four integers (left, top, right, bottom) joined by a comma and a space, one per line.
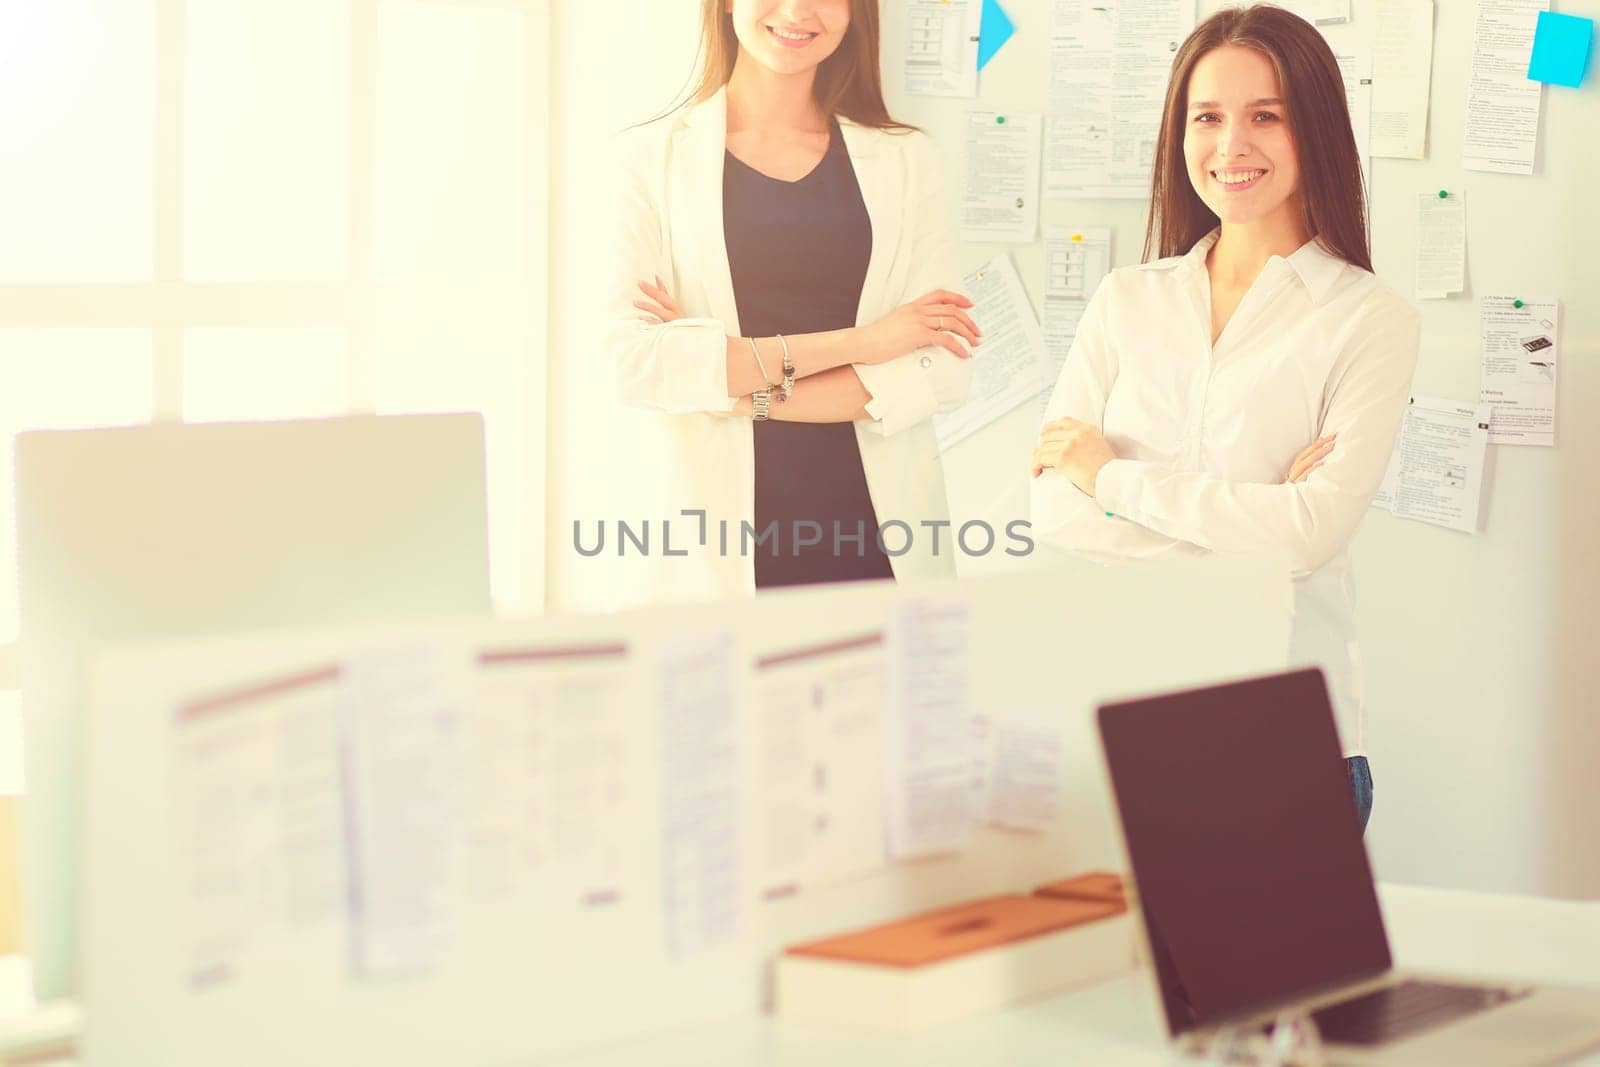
1031, 417, 1118, 496
634, 276, 683, 322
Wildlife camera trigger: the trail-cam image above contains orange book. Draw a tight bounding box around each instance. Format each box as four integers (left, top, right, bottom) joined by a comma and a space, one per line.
1032, 871, 1128, 907
786, 894, 1123, 967
776, 894, 1134, 1031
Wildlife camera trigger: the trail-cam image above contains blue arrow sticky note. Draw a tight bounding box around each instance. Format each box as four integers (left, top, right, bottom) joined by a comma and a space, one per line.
978, 0, 1015, 71
1527, 11, 1592, 88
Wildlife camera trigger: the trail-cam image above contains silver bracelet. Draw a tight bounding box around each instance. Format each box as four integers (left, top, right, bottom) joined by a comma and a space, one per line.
752, 388, 772, 421
776, 333, 795, 402
746, 337, 777, 387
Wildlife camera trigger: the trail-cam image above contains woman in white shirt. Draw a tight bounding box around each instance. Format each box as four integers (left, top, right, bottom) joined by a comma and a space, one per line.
606, 0, 979, 599
1029, 6, 1420, 832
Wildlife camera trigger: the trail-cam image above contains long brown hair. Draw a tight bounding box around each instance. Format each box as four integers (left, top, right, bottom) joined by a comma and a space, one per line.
639, 0, 916, 132
1143, 4, 1370, 271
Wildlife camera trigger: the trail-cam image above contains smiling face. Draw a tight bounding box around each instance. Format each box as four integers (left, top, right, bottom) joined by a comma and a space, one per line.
1183, 45, 1303, 234
727, 0, 851, 78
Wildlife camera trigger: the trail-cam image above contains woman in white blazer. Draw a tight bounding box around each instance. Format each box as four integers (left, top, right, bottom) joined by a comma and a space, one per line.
1029, 8, 1421, 832
606, 0, 977, 600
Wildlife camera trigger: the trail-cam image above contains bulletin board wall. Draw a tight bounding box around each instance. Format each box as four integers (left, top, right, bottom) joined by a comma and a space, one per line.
876, 0, 1600, 897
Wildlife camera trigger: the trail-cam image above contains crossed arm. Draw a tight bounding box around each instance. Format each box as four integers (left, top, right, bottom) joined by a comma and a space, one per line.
631, 276, 978, 424
1028, 285, 1420, 577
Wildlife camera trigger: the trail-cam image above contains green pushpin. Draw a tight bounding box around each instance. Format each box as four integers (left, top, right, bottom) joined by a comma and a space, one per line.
1513, 299, 1524, 309
996, 115, 1007, 124
1105, 511, 1114, 518
1438, 189, 1449, 199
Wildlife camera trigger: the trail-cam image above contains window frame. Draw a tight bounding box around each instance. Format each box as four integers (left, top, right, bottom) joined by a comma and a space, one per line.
0, 0, 550, 674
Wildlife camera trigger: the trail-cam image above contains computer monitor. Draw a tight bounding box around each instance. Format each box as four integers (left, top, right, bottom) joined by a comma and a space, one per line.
16, 414, 491, 1000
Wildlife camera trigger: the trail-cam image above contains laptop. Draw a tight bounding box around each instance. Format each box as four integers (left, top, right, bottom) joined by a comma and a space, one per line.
1096, 668, 1600, 1066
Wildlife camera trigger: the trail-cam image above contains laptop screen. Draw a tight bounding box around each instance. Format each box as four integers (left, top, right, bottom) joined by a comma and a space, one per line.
1097, 668, 1391, 1036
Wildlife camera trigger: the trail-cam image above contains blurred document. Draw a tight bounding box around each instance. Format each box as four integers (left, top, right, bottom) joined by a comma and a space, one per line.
962, 111, 1043, 243
469, 643, 634, 907
1463, 0, 1548, 174
906, 0, 983, 97
885, 600, 979, 859
1046, 0, 1196, 199
1277, 0, 1351, 22
1038, 226, 1109, 420
752, 633, 887, 899
1480, 295, 1558, 446
1372, 0, 1435, 159
1372, 396, 1491, 532
1415, 192, 1465, 299
986, 720, 1065, 830
1335, 51, 1374, 186
342, 645, 465, 978
657, 631, 741, 962
172, 666, 344, 990
934, 254, 1052, 449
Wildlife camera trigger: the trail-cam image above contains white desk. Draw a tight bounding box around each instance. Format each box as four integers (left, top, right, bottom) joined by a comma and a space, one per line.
541, 884, 1600, 1067
4, 884, 1598, 1066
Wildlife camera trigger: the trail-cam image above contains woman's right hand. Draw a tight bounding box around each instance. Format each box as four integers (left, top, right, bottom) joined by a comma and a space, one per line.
858, 289, 981, 365
1286, 433, 1337, 483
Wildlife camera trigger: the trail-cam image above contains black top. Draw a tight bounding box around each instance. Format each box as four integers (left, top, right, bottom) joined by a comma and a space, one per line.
723, 118, 895, 589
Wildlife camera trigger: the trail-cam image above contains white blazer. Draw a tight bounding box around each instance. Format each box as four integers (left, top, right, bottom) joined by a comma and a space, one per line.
605, 87, 973, 601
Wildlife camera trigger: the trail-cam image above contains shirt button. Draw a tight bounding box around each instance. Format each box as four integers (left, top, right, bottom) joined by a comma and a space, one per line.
919, 355, 933, 369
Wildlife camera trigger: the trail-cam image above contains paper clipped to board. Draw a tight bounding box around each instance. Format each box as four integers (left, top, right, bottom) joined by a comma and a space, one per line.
1334, 50, 1374, 190
1045, 0, 1197, 200
933, 253, 1052, 450
1463, 0, 1548, 175
1480, 296, 1558, 447
962, 111, 1044, 244
906, 0, 983, 97
1372, 396, 1492, 533
1372, 0, 1434, 159
1038, 225, 1110, 422
1415, 191, 1466, 300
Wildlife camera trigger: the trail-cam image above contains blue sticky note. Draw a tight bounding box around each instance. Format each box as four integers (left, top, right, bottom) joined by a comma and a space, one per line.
978, 0, 1015, 71
1527, 11, 1592, 88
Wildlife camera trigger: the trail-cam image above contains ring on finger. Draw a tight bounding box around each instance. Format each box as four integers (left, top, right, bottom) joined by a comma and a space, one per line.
937, 316, 944, 331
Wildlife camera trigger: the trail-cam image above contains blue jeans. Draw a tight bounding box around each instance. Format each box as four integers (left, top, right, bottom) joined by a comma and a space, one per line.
1346, 756, 1373, 834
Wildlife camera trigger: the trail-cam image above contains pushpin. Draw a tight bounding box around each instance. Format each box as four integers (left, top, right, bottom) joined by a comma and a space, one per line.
1104, 512, 1114, 518
1438, 189, 1449, 199
996, 115, 1007, 124
1513, 299, 1524, 309
1071, 233, 1083, 241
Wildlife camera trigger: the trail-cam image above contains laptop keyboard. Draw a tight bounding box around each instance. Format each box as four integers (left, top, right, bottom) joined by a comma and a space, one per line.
1311, 979, 1530, 1047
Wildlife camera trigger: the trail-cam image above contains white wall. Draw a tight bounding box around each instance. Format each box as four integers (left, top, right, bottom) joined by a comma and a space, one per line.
1334, 0, 1600, 898
545, 0, 1600, 895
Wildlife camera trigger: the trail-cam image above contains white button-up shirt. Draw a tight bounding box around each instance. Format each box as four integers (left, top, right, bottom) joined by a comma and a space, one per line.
1031, 230, 1421, 755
